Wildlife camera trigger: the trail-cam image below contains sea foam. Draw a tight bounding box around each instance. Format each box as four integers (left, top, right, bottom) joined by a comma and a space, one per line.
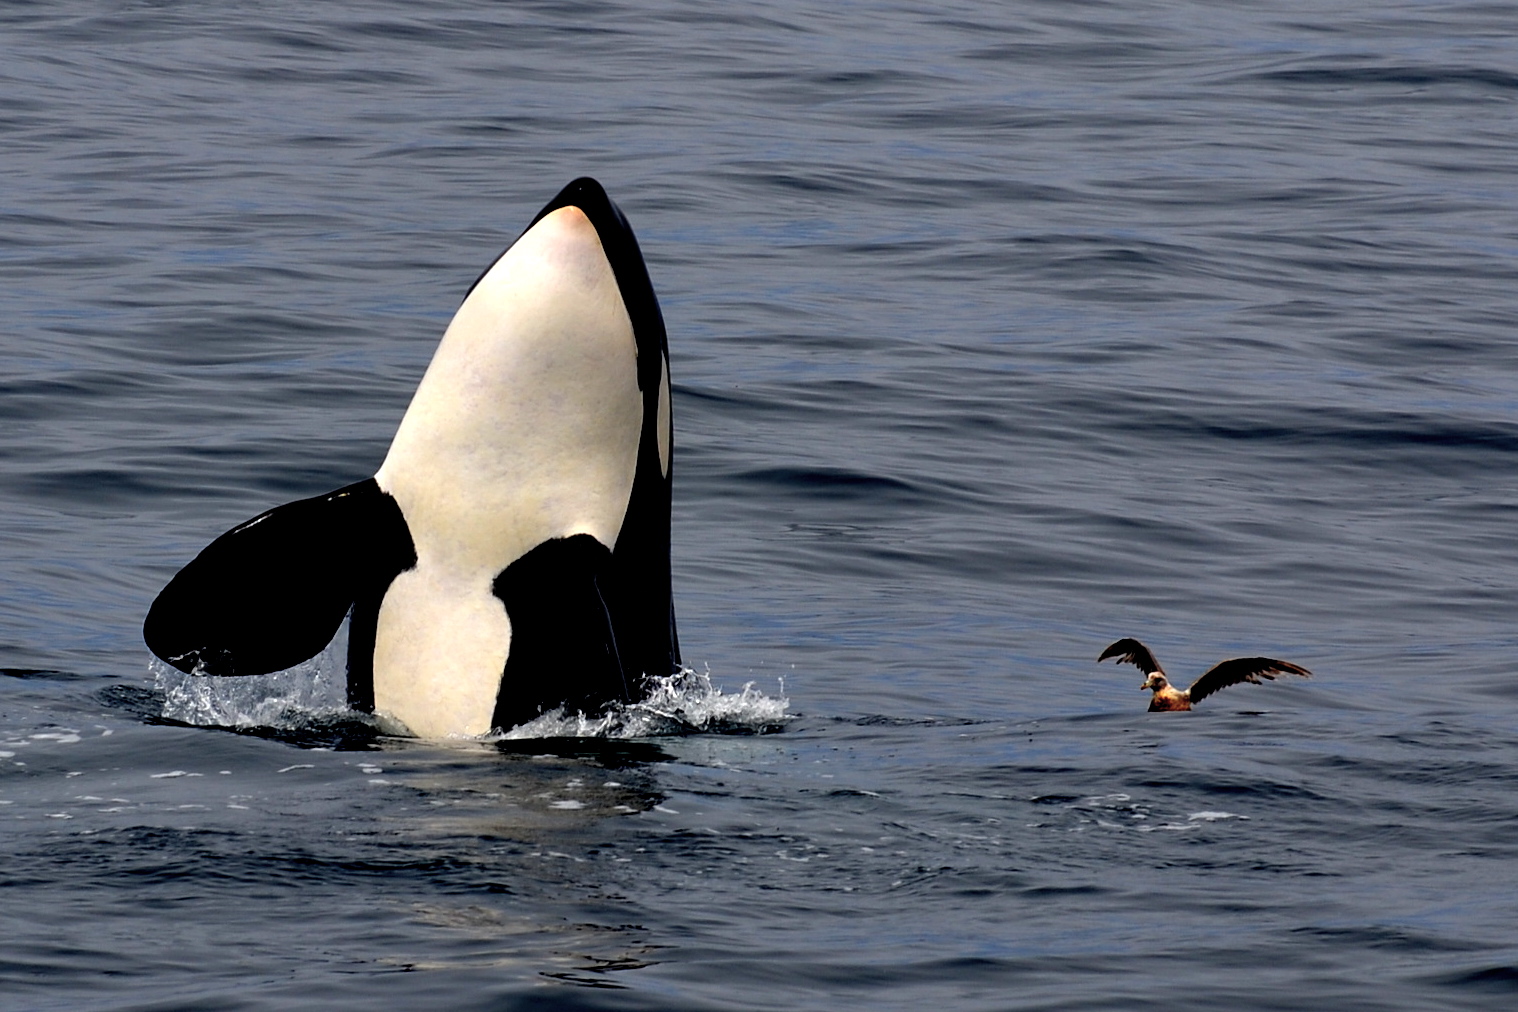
150, 618, 787, 738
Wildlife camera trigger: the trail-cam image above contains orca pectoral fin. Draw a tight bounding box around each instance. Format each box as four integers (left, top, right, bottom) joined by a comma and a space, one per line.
491, 534, 628, 732
144, 479, 416, 679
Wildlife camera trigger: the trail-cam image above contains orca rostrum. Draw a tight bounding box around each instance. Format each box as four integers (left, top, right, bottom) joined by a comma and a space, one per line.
144, 178, 680, 737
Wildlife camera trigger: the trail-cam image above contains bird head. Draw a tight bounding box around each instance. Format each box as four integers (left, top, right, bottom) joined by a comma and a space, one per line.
1141, 673, 1168, 692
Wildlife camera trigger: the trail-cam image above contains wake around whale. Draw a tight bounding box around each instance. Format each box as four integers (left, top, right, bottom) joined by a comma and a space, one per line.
144, 178, 680, 738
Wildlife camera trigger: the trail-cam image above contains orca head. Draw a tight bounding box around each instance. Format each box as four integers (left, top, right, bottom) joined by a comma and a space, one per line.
144, 179, 680, 739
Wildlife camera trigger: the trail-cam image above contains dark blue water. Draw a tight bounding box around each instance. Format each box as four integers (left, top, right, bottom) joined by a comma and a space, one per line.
5, 2, 1518, 1009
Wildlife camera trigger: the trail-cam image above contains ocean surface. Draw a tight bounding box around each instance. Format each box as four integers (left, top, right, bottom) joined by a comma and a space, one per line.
4, 2, 1518, 1009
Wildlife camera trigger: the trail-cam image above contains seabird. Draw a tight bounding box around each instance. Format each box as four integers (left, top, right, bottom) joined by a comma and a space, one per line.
1098, 637, 1311, 712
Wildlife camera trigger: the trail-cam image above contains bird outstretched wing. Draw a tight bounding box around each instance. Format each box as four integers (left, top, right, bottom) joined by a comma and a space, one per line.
1098, 638, 1165, 676
1187, 657, 1311, 704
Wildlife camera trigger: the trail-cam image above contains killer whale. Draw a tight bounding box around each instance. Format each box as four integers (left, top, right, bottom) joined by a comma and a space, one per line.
144, 178, 680, 737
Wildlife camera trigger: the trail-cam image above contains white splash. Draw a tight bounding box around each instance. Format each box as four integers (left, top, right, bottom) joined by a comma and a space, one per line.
495, 667, 790, 739
151, 618, 352, 729
150, 616, 789, 741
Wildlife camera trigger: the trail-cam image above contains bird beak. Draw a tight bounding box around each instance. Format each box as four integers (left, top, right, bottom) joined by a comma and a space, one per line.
1139, 682, 1147, 690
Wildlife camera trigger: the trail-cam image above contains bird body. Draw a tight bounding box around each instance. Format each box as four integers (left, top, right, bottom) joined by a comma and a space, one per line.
1139, 674, 1193, 711
1098, 638, 1310, 711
